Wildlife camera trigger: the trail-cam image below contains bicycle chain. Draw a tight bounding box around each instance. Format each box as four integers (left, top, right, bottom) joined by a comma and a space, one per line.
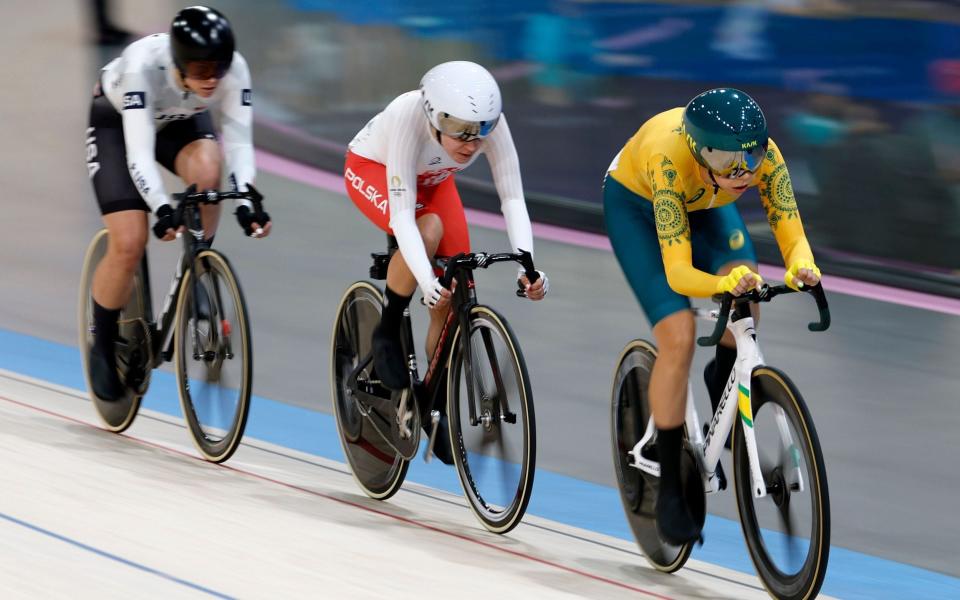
355, 389, 421, 461
116, 316, 153, 395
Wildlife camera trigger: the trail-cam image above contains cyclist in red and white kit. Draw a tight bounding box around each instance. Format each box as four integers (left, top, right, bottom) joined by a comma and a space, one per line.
344, 61, 549, 393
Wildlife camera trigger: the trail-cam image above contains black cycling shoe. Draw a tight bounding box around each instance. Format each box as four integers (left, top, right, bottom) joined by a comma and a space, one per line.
372, 324, 409, 391
414, 388, 455, 465
89, 345, 127, 402
427, 413, 455, 465
656, 487, 702, 546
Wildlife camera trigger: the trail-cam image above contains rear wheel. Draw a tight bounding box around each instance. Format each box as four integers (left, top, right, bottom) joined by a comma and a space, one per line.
447, 305, 535, 534
331, 281, 409, 500
78, 229, 151, 432
734, 367, 830, 600
611, 339, 703, 572
174, 250, 252, 463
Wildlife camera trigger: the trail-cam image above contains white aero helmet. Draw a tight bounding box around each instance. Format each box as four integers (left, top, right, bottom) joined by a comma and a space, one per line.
420, 61, 502, 141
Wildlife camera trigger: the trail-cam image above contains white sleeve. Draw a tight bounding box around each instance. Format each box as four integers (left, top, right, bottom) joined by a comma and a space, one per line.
119, 72, 168, 213
483, 114, 535, 256
386, 110, 436, 291
219, 55, 255, 209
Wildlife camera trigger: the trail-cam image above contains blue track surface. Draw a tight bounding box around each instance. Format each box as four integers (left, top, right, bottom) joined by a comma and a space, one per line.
3, 327, 958, 599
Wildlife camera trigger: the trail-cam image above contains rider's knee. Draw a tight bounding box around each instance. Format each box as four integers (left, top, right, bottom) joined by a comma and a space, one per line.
110, 228, 147, 271
417, 214, 444, 254
655, 312, 696, 359
182, 145, 222, 190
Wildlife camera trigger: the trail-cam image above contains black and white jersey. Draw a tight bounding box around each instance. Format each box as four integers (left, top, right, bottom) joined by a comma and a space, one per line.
100, 33, 254, 212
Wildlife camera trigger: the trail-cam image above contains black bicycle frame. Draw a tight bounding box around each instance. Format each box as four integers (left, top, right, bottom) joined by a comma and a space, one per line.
397, 244, 539, 427
406, 263, 470, 418
137, 189, 252, 367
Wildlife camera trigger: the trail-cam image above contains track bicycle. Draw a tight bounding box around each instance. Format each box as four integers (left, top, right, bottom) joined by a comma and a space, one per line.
331, 236, 539, 533
78, 187, 259, 463
611, 283, 831, 599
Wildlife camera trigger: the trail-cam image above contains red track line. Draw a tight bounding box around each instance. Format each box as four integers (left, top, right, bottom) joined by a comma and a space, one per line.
0, 393, 673, 599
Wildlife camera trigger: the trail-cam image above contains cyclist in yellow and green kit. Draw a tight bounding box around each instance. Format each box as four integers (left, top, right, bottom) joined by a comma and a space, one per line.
604, 88, 821, 545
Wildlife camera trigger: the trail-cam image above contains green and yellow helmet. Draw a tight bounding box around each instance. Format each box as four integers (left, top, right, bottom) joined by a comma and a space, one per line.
682, 88, 768, 177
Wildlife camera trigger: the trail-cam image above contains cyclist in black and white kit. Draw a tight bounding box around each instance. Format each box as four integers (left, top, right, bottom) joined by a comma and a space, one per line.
85, 6, 271, 402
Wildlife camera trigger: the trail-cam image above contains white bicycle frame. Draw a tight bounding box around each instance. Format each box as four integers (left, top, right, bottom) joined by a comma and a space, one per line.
628, 307, 805, 499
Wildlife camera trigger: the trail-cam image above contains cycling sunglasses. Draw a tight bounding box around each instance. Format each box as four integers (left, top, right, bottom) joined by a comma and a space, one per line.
436, 112, 500, 142
700, 144, 767, 178
182, 60, 229, 81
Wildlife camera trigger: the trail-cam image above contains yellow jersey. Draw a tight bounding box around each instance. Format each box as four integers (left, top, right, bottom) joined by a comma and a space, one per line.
608, 107, 814, 297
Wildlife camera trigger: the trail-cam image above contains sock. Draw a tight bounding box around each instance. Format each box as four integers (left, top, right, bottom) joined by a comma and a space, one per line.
93, 300, 121, 356
380, 286, 412, 334
657, 426, 684, 496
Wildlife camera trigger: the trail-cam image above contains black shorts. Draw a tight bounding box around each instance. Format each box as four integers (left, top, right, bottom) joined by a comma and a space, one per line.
86, 84, 217, 215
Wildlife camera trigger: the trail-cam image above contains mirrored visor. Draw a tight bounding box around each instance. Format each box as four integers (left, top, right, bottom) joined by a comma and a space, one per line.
437, 112, 500, 142
699, 144, 766, 177
182, 60, 229, 81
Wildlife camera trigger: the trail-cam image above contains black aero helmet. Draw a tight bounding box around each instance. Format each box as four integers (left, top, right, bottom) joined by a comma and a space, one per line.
682, 88, 768, 177
170, 6, 235, 78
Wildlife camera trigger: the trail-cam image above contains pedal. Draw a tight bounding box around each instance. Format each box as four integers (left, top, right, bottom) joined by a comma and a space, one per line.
361, 390, 419, 461
118, 317, 153, 395
715, 461, 727, 491
628, 443, 660, 477
423, 410, 441, 463
124, 360, 146, 391
395, 388, 415, 440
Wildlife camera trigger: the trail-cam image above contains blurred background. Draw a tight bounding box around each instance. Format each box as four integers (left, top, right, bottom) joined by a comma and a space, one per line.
77, 0, 960, 297
3, 1, 959, 598
213, 0, 960, 295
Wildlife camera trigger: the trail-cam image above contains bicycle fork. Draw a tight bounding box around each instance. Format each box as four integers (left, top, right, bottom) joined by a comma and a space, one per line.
628, 317, 805, 500
711, 317, 805, 499
461, 308, 515, 429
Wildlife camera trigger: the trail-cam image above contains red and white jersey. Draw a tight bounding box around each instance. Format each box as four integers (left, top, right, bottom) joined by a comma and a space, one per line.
348, 91, 534, 291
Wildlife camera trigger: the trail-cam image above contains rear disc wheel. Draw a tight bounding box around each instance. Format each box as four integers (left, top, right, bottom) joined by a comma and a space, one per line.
78, 229, 150, 432
611, 339, 702, 572
331, 281, 409, 500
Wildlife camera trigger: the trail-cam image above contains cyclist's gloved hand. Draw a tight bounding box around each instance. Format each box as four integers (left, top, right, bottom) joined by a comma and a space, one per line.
518, 269, 549, 301
235, 204, 271, 238
785, 260, 821, 291
245, 182, 264, 204
716, 265, 763, 296
152, 204, 177, 240
421, 277, 447, 308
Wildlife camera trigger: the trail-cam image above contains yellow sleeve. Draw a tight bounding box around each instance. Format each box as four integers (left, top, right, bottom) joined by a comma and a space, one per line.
651, 154, 723, 297
757, 143, 815, 267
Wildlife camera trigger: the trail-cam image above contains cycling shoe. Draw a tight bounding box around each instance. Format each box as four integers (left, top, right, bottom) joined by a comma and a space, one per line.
656, 487, 702, 546
372, 324, 409, 391
426, 412, 455, 465
89, 345, 127, 402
